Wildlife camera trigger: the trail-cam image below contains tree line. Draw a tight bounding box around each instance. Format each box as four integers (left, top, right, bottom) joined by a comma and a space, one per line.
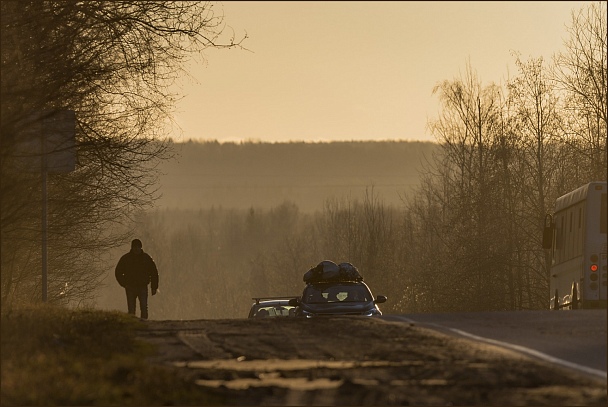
97, 195, 410, 319
413, 2, 606, 311
97, 2, 606, 318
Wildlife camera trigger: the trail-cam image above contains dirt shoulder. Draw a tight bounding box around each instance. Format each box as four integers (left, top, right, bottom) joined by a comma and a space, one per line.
135, 317, 607, 406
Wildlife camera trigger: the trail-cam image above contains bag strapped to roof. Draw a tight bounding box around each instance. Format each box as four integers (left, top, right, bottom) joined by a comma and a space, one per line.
303, 260, 363, 283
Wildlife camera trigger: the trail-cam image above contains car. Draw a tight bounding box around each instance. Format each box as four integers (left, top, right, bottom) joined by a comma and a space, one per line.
248, 297, 298, 318
289, 281, 387, 318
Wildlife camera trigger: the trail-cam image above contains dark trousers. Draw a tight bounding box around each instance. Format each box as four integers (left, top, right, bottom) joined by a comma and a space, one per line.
125, 285, 149, 319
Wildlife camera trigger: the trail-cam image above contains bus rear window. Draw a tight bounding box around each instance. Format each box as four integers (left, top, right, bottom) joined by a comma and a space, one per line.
601, 193, 606, 234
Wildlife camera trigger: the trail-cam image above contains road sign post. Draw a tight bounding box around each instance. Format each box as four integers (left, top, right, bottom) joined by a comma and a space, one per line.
15, 110, 76, 302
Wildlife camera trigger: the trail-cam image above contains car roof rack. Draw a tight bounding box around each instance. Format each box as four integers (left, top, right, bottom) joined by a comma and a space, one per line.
252, 296, 297, 304
305, 278, 363, 284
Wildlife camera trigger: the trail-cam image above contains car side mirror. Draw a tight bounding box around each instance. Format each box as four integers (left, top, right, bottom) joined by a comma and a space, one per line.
375, 295, 387, 304
288, 298, 300, 306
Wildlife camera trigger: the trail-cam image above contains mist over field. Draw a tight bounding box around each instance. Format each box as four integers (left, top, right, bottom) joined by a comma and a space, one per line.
96, 140, 438, 318
155, 140, 439, 212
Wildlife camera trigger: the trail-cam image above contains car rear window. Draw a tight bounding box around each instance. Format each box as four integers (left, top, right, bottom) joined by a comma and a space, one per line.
254, 305, 295, 317
303, 284, 371, 303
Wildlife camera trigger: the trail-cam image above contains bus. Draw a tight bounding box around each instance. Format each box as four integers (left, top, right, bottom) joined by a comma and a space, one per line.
543, 181, 607, 309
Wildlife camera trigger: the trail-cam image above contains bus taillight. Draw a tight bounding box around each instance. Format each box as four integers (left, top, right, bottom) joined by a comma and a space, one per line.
590, 254, 599, 272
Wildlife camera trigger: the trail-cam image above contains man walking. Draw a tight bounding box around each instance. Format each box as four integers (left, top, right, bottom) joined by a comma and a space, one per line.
115, 239, 159, 320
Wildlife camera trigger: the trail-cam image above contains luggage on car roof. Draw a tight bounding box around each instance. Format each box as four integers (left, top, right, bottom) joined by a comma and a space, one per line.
303, 260, 363, 283
338, 262, 363, 281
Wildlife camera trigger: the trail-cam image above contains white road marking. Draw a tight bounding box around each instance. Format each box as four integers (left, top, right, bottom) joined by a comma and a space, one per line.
395, 316, 607, 380
448, 327, 607, 380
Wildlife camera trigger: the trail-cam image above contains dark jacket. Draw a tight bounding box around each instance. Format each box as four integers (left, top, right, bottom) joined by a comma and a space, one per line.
115, 249, 159, 290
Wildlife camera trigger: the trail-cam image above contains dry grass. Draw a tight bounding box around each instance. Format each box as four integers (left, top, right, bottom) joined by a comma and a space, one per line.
0, 304, 222, 406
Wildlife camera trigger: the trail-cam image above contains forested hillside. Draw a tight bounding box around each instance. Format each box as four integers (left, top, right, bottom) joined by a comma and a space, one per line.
156, 140, 438, 212
97, 2, 606, 319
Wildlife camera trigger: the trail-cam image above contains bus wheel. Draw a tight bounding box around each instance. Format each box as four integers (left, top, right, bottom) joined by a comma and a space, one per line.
553, 289, 559, 310
571, 282, 578, 310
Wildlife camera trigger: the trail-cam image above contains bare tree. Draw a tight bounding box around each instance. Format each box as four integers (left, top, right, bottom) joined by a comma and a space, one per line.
552, 1, 607, 182
427, 62, 513, 311
506, 55, 567, 309
1, 1, 246, 307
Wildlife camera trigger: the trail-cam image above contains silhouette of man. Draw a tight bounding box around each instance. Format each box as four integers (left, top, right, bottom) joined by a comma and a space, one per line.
115, 239, 159, 320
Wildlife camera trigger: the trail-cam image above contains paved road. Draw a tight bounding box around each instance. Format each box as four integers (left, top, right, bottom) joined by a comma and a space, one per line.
382, 309, 607, 379
139, 316, 607, 405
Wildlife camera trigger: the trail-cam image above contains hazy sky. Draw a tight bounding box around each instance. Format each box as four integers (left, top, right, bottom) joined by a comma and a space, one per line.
169, 1, 593, 143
